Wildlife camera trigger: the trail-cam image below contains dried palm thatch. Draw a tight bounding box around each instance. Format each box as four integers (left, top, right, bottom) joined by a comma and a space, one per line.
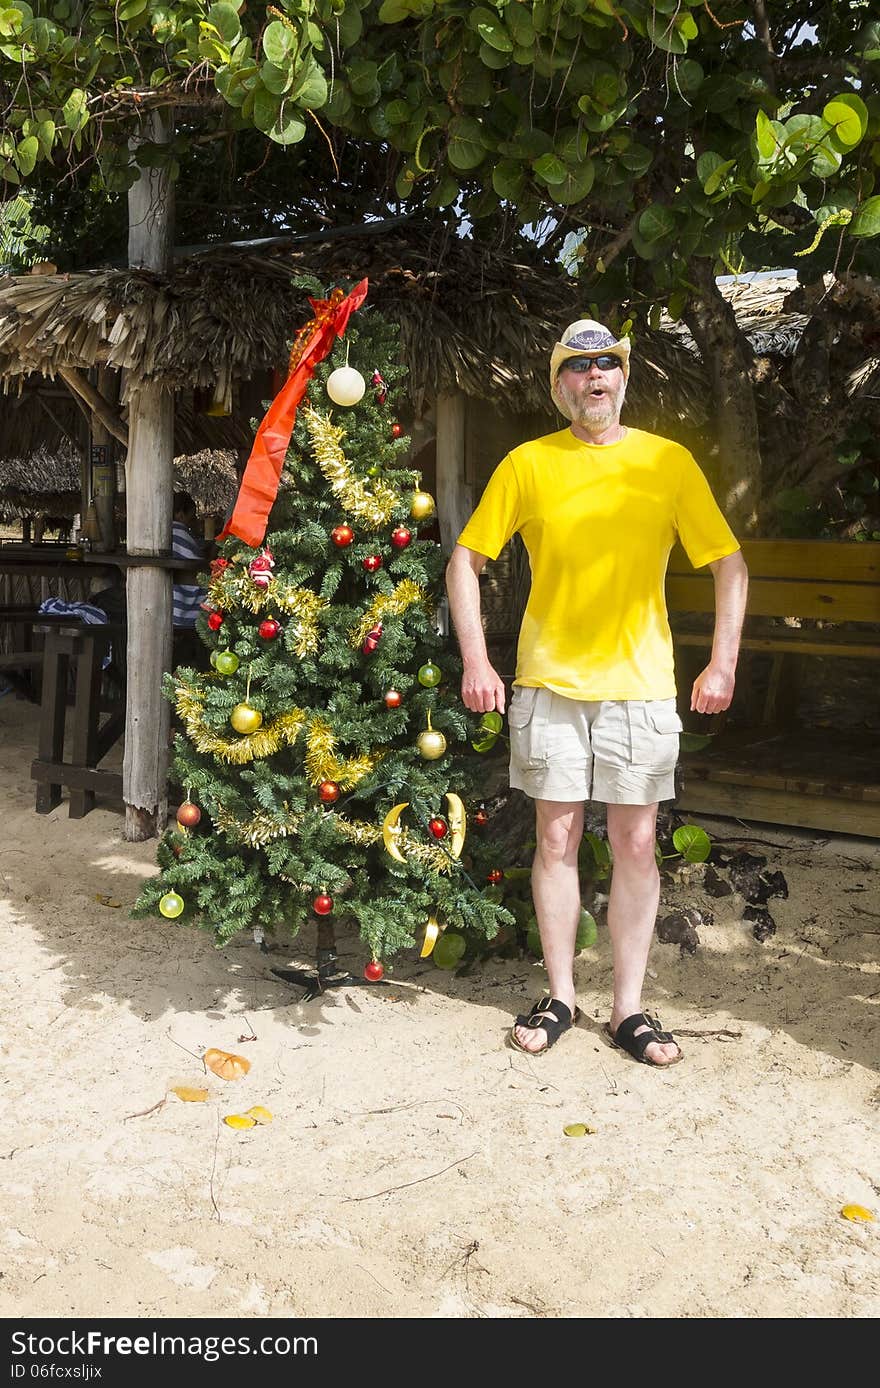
0, 224, 709, 429
173, 448, 239, 515
0, 440, 80, 521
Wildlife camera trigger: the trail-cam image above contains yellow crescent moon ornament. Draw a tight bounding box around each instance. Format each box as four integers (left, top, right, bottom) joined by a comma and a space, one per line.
381, 802, 409, 862
420, 915, 440, 958
443, 792, 467, 859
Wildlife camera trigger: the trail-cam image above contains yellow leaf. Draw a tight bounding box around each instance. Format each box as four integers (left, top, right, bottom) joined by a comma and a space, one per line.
224, 1113, 256, 1130
840, 1204, 875, 1223
244, 1106, 273, 1124
95, 894, 122, 908
171, 1085, 209, 1103
563, 1123, 597, 1137
204, 1048, 251, 1080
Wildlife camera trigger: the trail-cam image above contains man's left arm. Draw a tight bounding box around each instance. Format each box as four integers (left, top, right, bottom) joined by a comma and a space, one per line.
691, 549, 749, 714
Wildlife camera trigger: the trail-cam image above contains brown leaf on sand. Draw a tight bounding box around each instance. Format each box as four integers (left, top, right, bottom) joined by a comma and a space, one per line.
95, 894, 123, 908
171, 1086, 209, 1103
204, 1048, 251, 1081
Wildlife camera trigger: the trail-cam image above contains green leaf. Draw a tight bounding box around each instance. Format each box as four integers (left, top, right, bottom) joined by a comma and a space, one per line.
823, 93, 868, 151
207, 2, 240, 45
291, 57, 327, 109
851, 195, 880, 238
679, 732, 714, 753
646, 12, 688, 54
703, 158, 737, 196
492, 158, 524, 201
575, 909, 598, 951
425, 173, 459, 208
755, 109, 777, 160
263, 19, 295, 66
268, 107, 307, 146
638, 203, 676, 244
260, 61, 293, 96
532, 153, 567, 186
476, 19, 512, 52
471, 709, 503, 752
61, 88, 88, 134
118, 0, 148, 19
253, 85, 281, 134
447, 115, 487, 171
672, 824, 711, 863
551, 159, 595, 205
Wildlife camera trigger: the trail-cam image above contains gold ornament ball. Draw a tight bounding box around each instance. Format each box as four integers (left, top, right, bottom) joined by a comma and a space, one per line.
410, 490, 435, 522
230, 702, 263, 734
159, 891, 185, 919
326, 366, 366, 407
417, 728, 447, 760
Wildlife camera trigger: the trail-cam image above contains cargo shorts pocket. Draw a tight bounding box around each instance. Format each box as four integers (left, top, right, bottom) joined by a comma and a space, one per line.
508, 687, 551, 769
628, 700, 682, 772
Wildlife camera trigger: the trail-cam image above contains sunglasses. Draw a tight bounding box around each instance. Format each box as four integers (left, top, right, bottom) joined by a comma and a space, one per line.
563, 355, 622, 373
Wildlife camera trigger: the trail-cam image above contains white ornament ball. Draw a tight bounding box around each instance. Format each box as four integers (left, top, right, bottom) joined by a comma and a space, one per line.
326, 366, 366, 407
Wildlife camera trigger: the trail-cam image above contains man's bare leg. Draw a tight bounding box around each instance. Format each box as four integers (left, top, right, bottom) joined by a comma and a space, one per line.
605, 802, 680, 1065
512, 798, 584, 1053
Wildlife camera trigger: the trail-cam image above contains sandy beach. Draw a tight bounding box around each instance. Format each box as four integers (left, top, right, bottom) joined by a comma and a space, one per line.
1, 694, 877, 1320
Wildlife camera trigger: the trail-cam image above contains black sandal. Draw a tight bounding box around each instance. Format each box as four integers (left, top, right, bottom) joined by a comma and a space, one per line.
509, 996, 581, 1055
604, 1011, 683, 1067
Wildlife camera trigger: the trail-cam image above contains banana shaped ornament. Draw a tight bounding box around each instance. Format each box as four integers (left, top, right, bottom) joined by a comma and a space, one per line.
443, 792, 467, 859
382, 802, 409, 862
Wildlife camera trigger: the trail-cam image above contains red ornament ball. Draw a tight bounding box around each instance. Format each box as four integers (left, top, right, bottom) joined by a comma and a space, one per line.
207, 612, 224, 632
313, 893, 334, 916
362, 554, 382, 573
384, 689, 402, 709
331, 524, 355, 548
258, 618, 281, 640
474, 808, 489, 827
364, 961, 385, 982
487, 868, 504, 884
318, 780, 340, 804
391, 422, 402, 439
362, 622, 383, 655
176, 801, 202, 829
428, 817, 448, 840
391, 526, 411, 550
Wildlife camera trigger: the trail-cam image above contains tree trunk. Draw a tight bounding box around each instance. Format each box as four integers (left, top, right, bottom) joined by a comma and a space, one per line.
683, 260, 762, 534
123, 108, 175, 841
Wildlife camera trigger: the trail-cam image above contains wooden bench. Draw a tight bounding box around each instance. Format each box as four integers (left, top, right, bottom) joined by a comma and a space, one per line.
667, 539, 880, 835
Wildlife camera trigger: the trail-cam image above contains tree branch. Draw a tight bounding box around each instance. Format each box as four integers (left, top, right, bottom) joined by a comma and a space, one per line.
59, 368, 128, 447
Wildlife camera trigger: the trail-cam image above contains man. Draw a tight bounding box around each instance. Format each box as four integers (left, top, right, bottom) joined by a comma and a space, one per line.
446, 320, 748, 1068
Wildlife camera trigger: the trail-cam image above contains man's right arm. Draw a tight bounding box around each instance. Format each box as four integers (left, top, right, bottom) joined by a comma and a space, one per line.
445, 544, 507, 715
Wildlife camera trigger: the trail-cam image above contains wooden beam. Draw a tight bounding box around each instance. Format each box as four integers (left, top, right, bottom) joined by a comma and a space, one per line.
122, 107, 175, 842
435, 391, 472, 556
58, 367, 128, 447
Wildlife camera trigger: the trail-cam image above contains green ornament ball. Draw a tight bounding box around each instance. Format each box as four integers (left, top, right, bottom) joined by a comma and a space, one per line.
432, 931, 466, 970
417, 661, 442, 688
209, 651, 219, 669
215, 650, 240, 676
159, 891, 185, 919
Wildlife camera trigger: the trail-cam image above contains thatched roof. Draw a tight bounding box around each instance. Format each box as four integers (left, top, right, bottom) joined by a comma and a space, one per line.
0, 440, 80, 521
0, 223, 707, 426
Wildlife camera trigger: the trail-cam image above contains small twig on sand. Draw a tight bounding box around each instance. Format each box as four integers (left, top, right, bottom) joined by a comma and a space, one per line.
675, 1027, 743, 1040
357, 1266, 393, 1296
237, 1016, 257, 1042
123, 1095, 168, 1122
165, 1029, 204, 1062
343, 1151, 479, 1203
209, 1110, 222, 1223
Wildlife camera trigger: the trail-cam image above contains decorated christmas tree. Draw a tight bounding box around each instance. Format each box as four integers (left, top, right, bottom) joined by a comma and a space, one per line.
135, 283, 511, 980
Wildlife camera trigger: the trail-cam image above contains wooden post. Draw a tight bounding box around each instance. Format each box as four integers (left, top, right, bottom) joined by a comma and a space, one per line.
91, 367, 119, 552
123, 108, 175, 841
435, 392, 472, 556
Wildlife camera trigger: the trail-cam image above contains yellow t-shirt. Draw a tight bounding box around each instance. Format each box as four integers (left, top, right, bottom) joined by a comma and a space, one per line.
457, 426, 739, 701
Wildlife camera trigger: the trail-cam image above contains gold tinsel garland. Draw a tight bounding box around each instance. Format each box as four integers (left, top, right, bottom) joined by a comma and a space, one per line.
213, 804, 454, 873
207, 572, 326, 656
350, 580, 427, 647
305, 718, 382, 788
302, 405, 399, 528
174, 678, 380, 785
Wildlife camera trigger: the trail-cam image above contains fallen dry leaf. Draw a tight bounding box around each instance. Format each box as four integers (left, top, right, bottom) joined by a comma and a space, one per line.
563, 1123, 597, 1138
224, 1114, 256, 1130
171, 1086, 209, 1103
244, 1106, 273, 1124
95, 894, 122, 908
840, 1203, 875, 1223
204, 1048, 251, 1080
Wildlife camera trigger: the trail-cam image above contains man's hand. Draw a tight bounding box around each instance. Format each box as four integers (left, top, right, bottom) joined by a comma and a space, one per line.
691, 662, 735, 714
461, 660, 506, 715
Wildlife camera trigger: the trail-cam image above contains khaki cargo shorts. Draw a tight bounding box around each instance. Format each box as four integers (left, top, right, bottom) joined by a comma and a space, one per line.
508, 686, 682, 805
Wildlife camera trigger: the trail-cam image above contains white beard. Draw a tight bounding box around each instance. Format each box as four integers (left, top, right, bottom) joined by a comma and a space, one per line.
556, 374, 626, 433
